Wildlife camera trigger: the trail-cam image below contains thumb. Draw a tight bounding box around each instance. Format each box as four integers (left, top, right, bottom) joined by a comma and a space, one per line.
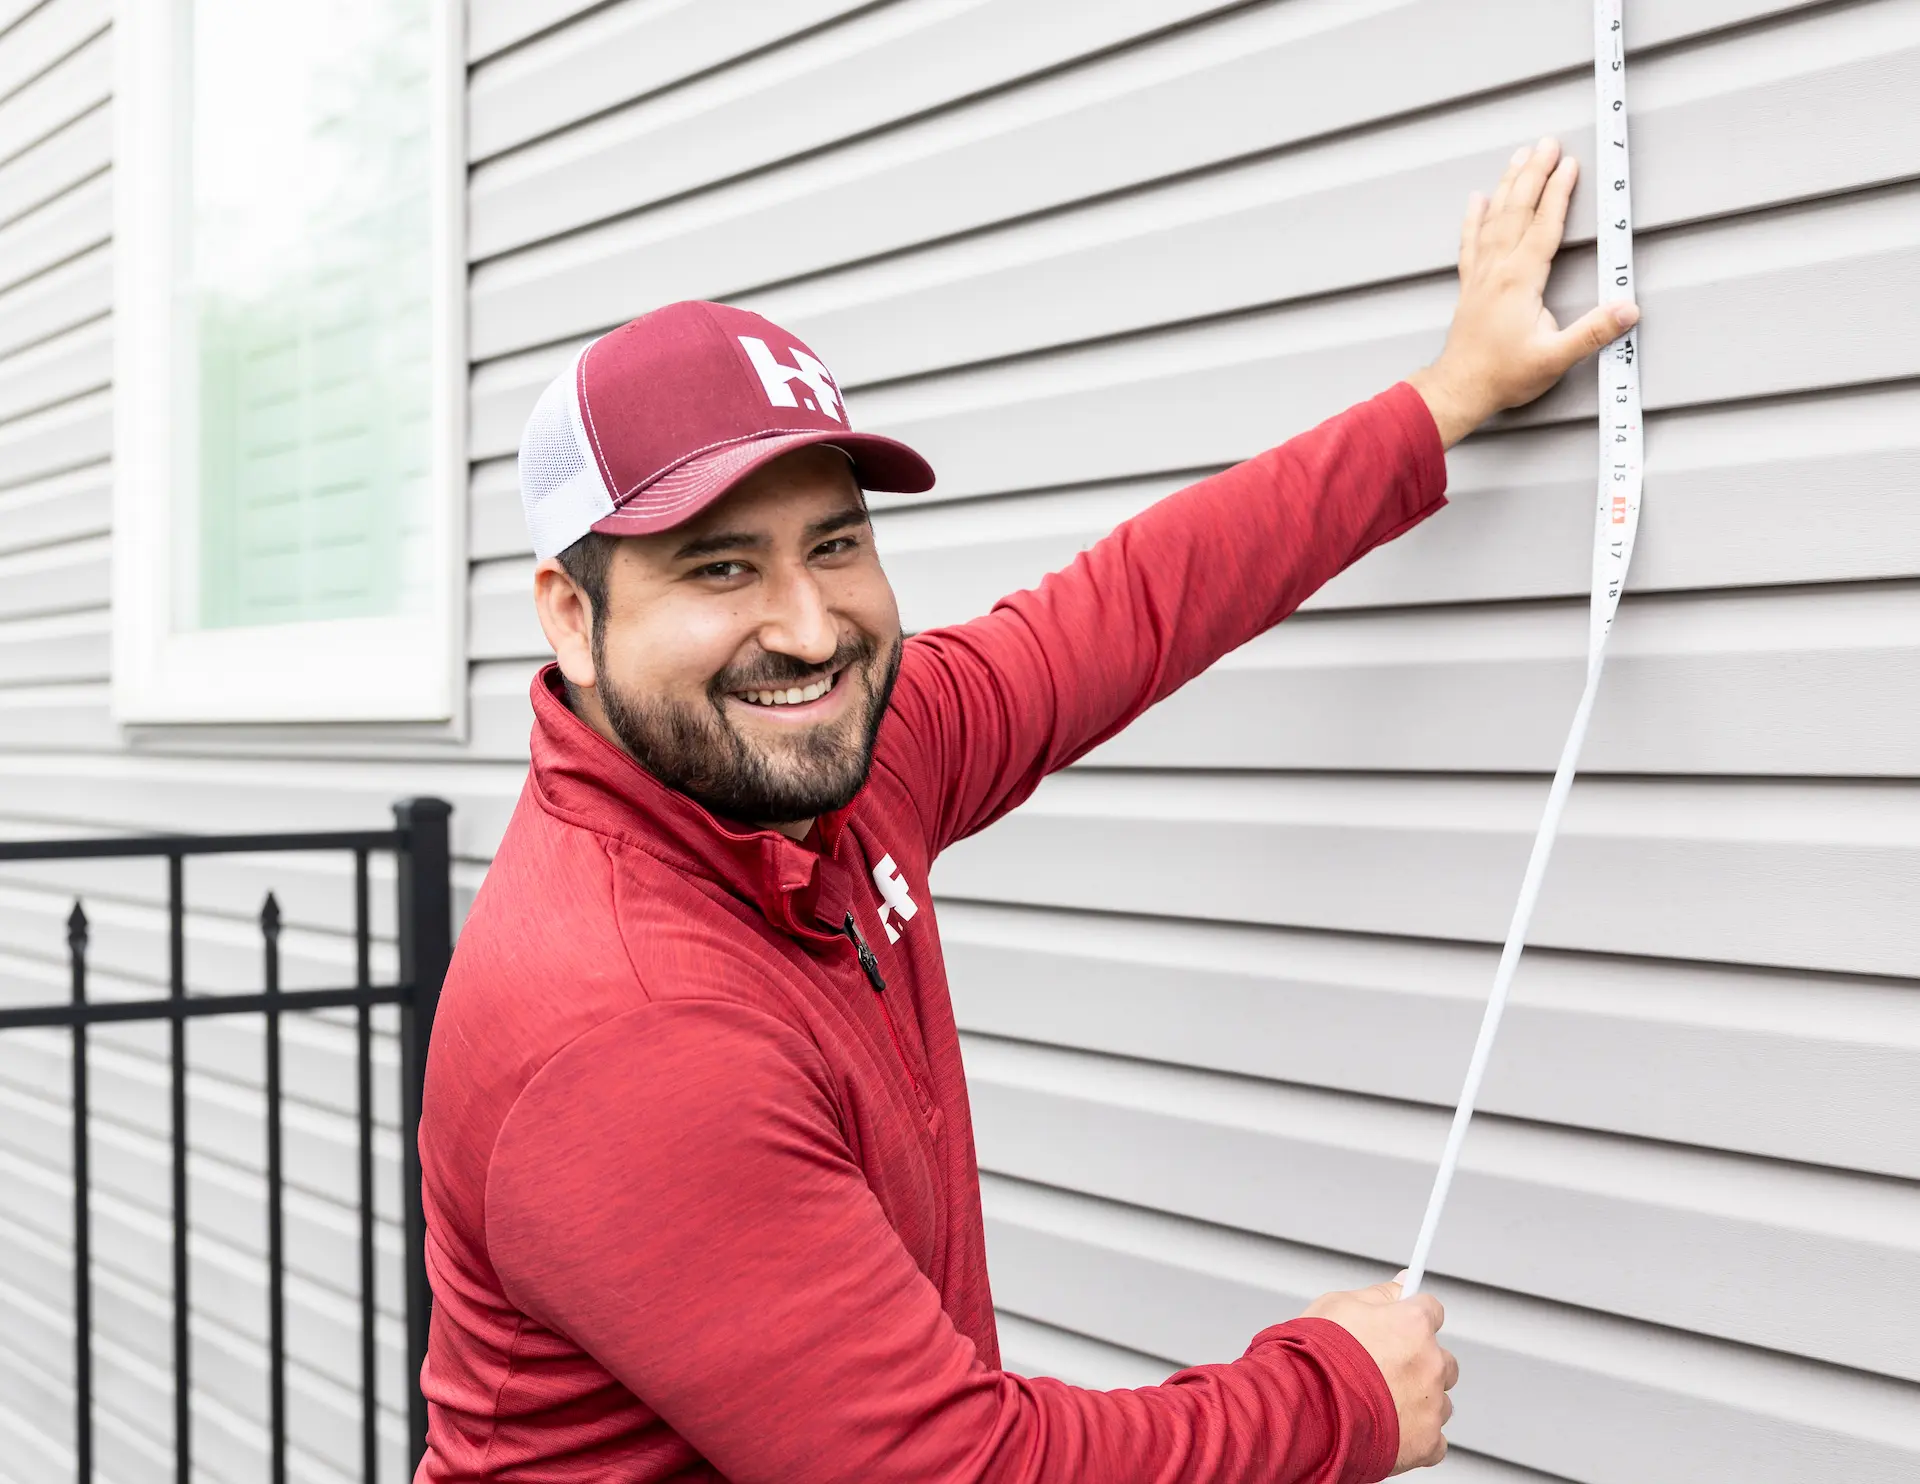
1553, 301, 1640, 367
1356, 1279, 1404, 1305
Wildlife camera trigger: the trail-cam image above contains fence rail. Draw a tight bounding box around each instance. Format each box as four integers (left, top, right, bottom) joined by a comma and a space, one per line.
0, 797, 453, 1484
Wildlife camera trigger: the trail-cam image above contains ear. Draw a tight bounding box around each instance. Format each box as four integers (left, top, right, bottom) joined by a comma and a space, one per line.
533, 558, 597, 689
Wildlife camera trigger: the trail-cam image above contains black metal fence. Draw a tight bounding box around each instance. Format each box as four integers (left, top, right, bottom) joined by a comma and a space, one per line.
0, 797, 453, 1483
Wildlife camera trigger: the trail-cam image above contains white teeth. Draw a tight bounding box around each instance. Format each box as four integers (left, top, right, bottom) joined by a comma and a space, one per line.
740, 672, 837, 707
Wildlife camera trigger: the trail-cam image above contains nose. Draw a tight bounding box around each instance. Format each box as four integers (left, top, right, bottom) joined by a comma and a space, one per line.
756, 563, 839, 668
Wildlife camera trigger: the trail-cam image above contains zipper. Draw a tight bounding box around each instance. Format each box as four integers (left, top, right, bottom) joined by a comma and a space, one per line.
841, 909, 928, 1109
840, 909, 887, 992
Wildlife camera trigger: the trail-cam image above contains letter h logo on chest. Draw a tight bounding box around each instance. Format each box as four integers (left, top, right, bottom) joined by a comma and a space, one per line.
871, 855, 918, 944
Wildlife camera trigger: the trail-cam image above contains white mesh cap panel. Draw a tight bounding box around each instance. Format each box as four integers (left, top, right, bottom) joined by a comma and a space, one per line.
519, 349, 614, 559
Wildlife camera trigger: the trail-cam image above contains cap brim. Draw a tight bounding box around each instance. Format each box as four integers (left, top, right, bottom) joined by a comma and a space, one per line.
588, 430, 935, 539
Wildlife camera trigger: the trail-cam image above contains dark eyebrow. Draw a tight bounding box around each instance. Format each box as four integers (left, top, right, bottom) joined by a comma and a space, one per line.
673, 529, 761, 562
805, 505, 871, 542
672, 504, 870, 563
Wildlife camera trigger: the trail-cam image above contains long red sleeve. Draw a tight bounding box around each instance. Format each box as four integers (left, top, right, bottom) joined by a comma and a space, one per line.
887, 381, 1447, 852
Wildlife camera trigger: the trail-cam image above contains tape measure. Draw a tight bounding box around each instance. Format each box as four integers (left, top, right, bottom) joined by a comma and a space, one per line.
1400, 0, 1644, 1298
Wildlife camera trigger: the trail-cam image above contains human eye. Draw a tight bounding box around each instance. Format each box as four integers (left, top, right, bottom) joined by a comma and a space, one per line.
813, 534, 861, 561
691, 559, 751, 582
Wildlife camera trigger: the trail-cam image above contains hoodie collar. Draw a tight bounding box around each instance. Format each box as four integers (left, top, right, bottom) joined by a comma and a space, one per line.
526, 664, 851, 939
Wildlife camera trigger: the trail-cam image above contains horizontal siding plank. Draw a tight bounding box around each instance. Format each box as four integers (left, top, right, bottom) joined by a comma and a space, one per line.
741, 0, 1920, 387
0, 605, 104, 685
0, 752, 524, 859
850, 186, 1920, 504
0, 457, 107, 554
991, 1309, 1171, 1389
0, 817, 412, 943
981, 1175, 1920, 1482
468, 555, 538, 660
0, 167, 106, 297
0, 0, 105, 106
467, 0, 601, 63
468, 335, 584, 462
1317, 385, 1920, 612
0, 530, 107, 619
470, 658, 538, 760
931, 770, 1920, 977
964, 1039, 1920, 1380
878, 479, 1168, 632
0, 240, 110, 361
467, 0, 1253, 260
0, 970, 402, 1131
0, 308, 106, 422
1093, 583, 1920, 777
0, 818, 488, 942
0, 43, 107, 216
0, 680, 114, 750
468, 455, 524, 561
469, 0, 874, 162
0, 382, 106, 489
466, 0, 1827, 361
0, 1400, 67, 1484
942, 900, 1920, 1178
0, 881, 399, 999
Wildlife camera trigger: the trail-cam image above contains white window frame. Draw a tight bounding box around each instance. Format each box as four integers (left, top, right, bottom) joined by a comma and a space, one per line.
111, 0, 467, 726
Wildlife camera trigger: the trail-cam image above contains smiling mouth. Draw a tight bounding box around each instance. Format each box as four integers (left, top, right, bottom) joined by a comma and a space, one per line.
731, 665, 845, 709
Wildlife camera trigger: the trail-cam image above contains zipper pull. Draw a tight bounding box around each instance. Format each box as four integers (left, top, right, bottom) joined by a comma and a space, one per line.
841, 910, 887, 992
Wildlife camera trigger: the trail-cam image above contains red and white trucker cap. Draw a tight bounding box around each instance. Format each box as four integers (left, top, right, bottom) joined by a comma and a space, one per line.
518, 300, 935, 560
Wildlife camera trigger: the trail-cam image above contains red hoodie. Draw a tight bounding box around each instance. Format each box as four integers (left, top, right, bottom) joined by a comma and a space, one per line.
417, 383, 1447, 1483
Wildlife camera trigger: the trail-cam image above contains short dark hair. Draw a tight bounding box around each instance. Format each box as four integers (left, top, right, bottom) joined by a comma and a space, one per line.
555, 530, 618, 621
553, 531, 619, 711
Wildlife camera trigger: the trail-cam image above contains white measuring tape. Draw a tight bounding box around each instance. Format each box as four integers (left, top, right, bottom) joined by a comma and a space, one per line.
1401, 0, 1644, 1298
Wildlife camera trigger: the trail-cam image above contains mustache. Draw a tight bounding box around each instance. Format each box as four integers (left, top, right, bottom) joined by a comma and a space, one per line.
710, 634, 879, 697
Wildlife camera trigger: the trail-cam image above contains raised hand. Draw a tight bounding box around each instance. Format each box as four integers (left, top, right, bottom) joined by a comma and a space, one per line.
1408, 136, 1641, 448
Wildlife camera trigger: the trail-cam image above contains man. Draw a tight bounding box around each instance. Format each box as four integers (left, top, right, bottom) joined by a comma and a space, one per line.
418, 138, 1635, 1482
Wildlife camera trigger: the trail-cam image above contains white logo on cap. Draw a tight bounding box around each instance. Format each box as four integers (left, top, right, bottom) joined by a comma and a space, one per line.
738, 336, 844, 424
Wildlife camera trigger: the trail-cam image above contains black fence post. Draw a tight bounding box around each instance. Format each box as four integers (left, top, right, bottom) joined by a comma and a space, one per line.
259, 894, 287, 1484
67, 902, 91, 1484
394, 797, 452, 1472
166, 852, 190, 1484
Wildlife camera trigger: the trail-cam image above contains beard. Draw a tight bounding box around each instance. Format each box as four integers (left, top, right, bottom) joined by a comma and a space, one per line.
594, 628, 901, 827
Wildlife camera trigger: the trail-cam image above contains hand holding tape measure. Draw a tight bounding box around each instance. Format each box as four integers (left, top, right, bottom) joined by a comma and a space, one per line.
1401, 0, 1645, 1300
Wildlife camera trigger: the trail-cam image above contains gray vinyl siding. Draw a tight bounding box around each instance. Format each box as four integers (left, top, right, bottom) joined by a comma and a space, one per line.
0, 0, 1915, 1480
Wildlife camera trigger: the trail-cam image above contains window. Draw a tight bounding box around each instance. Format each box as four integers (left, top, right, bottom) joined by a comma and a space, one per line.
113, 0, 464, 724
